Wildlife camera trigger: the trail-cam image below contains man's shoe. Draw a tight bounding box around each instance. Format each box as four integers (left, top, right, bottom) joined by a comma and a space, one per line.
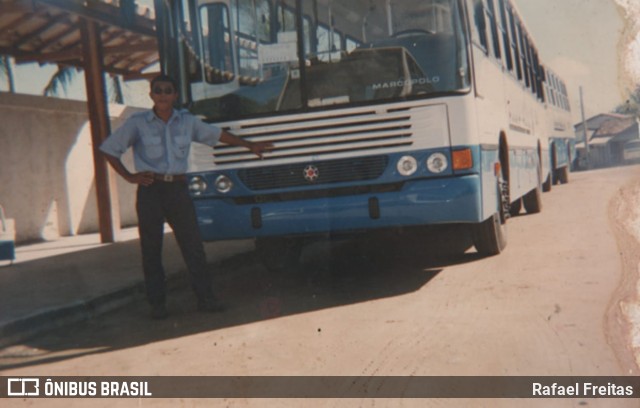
151, 303, 169, 320
197, 297, 225, 313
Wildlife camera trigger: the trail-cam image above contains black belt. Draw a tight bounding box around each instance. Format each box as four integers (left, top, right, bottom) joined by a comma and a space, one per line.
152, 173, 187, 183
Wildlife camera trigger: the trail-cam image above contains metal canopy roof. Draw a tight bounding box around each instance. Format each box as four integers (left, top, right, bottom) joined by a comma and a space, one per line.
0, 0, 159, 80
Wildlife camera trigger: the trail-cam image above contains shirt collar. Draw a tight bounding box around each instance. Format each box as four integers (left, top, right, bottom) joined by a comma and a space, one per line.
146, 108, 181, 124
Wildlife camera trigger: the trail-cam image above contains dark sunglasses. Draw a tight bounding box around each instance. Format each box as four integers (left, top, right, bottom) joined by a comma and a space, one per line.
152, 86, 176, 95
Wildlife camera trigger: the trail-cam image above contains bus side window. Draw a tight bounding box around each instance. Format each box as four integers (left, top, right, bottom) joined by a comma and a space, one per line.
525, 37, 536, 93
470, 0, 489, 53
507, 6, 522, 81
178, 0, 202, 82
497, 0, 513, 72
516, 23, 530, 88
532, 49, 544, 100
200, 4, 236, 83
234, 0, 272, 80
562, 82, 570, 110
485, 0, 502, 61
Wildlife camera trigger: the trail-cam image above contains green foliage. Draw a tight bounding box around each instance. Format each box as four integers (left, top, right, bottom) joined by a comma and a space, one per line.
109, 75, 124, 104
43, 66, 125, 103
43, 66, 76, 97
0, 55, 16, 93
614, 85, 640, 116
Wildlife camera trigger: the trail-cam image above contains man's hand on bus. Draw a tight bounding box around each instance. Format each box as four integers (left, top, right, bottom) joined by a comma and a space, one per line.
249, 141, 274, 159
220, 130, 274, 159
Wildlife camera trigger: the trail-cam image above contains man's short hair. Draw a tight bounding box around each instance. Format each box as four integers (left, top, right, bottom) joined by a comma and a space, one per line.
150, 74, 178, 91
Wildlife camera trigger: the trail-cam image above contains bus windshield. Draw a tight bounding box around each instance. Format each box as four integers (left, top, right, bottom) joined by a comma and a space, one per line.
185, 0, 470, 121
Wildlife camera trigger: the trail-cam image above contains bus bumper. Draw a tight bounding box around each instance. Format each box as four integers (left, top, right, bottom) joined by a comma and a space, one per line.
193, 175, 482, 241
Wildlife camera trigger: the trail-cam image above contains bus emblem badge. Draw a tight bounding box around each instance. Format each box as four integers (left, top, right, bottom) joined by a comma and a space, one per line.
303, 165, 319, 182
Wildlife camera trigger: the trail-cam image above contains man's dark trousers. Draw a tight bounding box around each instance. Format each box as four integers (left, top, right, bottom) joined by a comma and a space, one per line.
136, 181, 213, 306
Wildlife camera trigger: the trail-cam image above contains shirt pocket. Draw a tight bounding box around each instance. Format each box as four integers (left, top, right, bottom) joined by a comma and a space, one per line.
173, 135, 191, 159
141, 133, 163, 159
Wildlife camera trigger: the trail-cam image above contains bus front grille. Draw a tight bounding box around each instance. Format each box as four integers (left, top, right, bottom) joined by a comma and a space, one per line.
211, 108, 414, 165
237, 155, 389, 191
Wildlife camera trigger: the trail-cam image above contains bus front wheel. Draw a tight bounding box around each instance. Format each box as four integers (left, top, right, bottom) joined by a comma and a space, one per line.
472, 213, 507, 256
523, 185, 542, 214
472, 178, 508, 256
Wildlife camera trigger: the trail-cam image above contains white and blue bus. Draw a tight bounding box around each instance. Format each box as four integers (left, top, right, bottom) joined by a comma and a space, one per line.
155, 0, 553, 266
542, 68, 574, 189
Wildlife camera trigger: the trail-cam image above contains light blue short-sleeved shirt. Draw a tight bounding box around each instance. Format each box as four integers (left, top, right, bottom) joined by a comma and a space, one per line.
100, 109, 221, 175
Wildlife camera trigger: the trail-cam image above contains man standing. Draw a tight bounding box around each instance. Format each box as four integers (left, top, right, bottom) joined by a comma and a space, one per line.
100, 75, 271, 319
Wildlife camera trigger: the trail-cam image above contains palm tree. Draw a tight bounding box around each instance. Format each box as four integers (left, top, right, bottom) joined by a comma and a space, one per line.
43, 65, 77, 97
43, 65, 124, 103
0, 55, 16, 93
109, 75, 124, 104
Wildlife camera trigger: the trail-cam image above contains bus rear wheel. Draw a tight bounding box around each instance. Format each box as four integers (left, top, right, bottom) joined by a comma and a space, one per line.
524, 154, 543, 214
523, 185, 542, 214
542, 174, 552, 192
556, 166, 569, 184
509, 198, 522, 217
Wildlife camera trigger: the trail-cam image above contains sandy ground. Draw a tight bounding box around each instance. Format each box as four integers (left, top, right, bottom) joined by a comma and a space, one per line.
2, 166, 640, 408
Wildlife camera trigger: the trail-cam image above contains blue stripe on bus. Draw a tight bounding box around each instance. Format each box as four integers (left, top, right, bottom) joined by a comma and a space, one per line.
193, 174, 483, 241
188, 144, 549, 241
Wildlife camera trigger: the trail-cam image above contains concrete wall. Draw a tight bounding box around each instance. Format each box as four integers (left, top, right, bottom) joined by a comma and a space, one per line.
0, 92, 145, 243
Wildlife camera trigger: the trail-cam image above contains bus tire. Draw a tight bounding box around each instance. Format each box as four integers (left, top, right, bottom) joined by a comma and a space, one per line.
523, 185, 542, 214
472, 213, 507, 256
542, 174, 552, 192
472, 178, 508, 256
558, 166, 569, 184
551, 144, 559, 185
255, 237, 303, 273
509, 198, 522, 217
538, 143, 551, 193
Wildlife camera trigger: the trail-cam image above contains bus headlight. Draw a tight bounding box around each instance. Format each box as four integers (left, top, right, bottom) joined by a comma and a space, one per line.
215, 174, 233, 193
426, 153, 448, 174
397, 156, 418, 176
189, 176, 207, 195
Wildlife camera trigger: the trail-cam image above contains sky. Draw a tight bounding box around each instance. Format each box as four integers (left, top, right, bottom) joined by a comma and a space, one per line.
7, 64, 152, 108
1, 0, 638, 120
513, 0, 637, 121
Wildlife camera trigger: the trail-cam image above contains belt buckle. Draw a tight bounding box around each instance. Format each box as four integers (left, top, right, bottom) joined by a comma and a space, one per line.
163, 174, 174, 182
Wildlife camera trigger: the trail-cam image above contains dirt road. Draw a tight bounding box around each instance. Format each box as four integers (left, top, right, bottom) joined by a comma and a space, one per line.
2, 165, 640, 408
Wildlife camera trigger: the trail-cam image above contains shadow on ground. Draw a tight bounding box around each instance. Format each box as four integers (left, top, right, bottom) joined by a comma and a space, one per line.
0, 225, 482, 370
